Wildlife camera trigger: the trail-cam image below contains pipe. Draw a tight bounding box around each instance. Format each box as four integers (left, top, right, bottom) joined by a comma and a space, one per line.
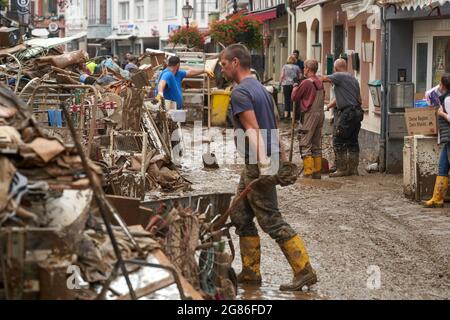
379, 6, 388, 173
286, 0, 296, 54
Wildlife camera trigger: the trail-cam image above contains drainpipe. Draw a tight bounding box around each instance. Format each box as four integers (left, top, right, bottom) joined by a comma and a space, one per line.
379, 6, 388, 173
286, 0, 296, 54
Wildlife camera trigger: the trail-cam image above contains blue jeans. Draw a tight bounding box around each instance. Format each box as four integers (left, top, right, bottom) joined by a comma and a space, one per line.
438, 142, 450, 176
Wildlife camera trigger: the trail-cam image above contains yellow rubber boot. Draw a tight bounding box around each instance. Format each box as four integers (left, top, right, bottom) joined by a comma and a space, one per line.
237, 236, 262, 285
302, 156, 314, 178
278, 235, 317, 291
312, 156, 322, 179
423, 176, 448, 208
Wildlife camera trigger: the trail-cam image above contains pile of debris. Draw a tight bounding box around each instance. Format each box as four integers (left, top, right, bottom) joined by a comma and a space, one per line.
1, 41, 191, 198
0, 80, 236, 300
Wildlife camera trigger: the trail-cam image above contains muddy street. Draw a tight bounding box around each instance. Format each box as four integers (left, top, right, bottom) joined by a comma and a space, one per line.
180, 125, 450, 300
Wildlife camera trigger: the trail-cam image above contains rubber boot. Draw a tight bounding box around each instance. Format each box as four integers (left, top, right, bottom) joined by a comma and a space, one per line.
302, 156, 314, 178
329, 151, 350, 178
348, 152, 360, 176
312, 156, 322, 179
423, 176, 448, 208
236, 236, 262, 285
278, 235, 317, 291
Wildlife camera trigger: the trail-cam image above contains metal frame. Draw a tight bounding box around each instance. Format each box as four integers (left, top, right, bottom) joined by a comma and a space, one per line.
28, 84, 101, 157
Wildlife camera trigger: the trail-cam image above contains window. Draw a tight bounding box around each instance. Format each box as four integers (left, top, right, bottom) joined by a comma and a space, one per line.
416, 43, 428, 93
193, 0, 197, 20
99, 0, 108, 24
119, 1, 130, 21
42, 0, 58, 17
148, 0, 159, 21
164, 0, 177, 18
88, 0, 97, 24
136, 0, 144, 20
432, 36, 450, 87
201, 0, 205, 19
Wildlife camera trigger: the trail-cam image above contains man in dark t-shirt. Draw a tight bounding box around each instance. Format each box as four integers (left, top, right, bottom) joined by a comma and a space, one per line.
220, 44, 317, 292
322, 58, 363, 177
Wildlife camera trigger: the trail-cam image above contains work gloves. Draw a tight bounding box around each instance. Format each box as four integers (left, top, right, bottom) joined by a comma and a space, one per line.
205, 69, 215, 79
255, 160, 299, 188
155, 91, 163, 102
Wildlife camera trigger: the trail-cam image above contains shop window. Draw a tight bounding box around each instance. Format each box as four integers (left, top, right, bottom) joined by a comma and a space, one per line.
416, 43, 428, 93
432, 36, 450, 87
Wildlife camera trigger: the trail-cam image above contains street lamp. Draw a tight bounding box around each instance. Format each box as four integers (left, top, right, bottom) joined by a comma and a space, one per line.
182, 1, 194, 29
182, 1, 194, 50
233, 0, 238, 13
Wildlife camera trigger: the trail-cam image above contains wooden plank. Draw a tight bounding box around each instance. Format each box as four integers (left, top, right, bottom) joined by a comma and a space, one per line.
153, 249, 203, 300
116, 275, 175, 300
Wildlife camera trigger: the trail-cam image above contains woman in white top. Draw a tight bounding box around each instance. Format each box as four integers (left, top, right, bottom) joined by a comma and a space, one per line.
423, 73, 450, 208
279, 55, 302, 120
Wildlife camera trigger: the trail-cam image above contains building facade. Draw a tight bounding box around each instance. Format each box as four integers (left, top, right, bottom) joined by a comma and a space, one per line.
86, 0, 112, 57
109, 0, 220, 58
64, 0, 88, 52
380, 0, 450, 173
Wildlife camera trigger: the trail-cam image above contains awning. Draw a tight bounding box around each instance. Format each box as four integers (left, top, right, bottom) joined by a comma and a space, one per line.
25, 33, 88, 49
297, 0, 329, 10
104, 34, 132, 41
342, 0, 375, 20
376, 0, 450, 10
247, 8, 278, 21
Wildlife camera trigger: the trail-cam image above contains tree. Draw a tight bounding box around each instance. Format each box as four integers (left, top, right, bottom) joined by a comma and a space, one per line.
209, 13, 263, 50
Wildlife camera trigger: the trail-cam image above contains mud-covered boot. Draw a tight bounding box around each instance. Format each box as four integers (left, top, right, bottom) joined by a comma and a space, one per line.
423, 176, 448, 208
278, 235, 317, 291
237, 236, 262, 285
312, 156, 322, 179
348, 152, 360, 176
302, 156, 314, 178
329, 152, 350, 178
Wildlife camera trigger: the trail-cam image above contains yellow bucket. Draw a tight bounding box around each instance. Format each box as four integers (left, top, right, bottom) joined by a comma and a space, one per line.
211, 89, 231, 126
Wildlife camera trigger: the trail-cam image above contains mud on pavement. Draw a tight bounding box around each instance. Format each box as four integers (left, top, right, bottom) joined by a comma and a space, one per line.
181, 124, 450, 300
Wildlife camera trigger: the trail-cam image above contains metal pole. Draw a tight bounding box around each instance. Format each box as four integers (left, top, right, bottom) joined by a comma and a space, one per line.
61, 103, 138, 300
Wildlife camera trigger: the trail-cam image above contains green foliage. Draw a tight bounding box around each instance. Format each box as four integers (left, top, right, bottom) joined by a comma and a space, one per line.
209, 13, 263, 50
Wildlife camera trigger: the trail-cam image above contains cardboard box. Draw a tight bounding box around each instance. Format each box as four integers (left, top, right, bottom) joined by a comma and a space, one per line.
404, 107, 437, 136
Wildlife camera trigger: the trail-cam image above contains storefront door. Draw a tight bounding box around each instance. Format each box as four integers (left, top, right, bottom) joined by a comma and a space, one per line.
413, 20, 450, 96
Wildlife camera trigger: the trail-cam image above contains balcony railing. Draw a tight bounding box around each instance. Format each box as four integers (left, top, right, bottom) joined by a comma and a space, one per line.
88, 18, 111, 26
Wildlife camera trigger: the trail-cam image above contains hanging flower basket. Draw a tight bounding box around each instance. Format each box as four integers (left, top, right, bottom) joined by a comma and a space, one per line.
168, 26, 205, 49
209, 13, 263, 50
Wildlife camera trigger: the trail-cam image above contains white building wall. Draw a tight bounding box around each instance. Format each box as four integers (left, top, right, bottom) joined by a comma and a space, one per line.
111, 0, 220, 49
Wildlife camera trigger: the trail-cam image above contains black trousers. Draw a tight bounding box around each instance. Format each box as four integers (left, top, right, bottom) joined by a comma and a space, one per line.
283, 85, 293, 113
333, 106, 363, 153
